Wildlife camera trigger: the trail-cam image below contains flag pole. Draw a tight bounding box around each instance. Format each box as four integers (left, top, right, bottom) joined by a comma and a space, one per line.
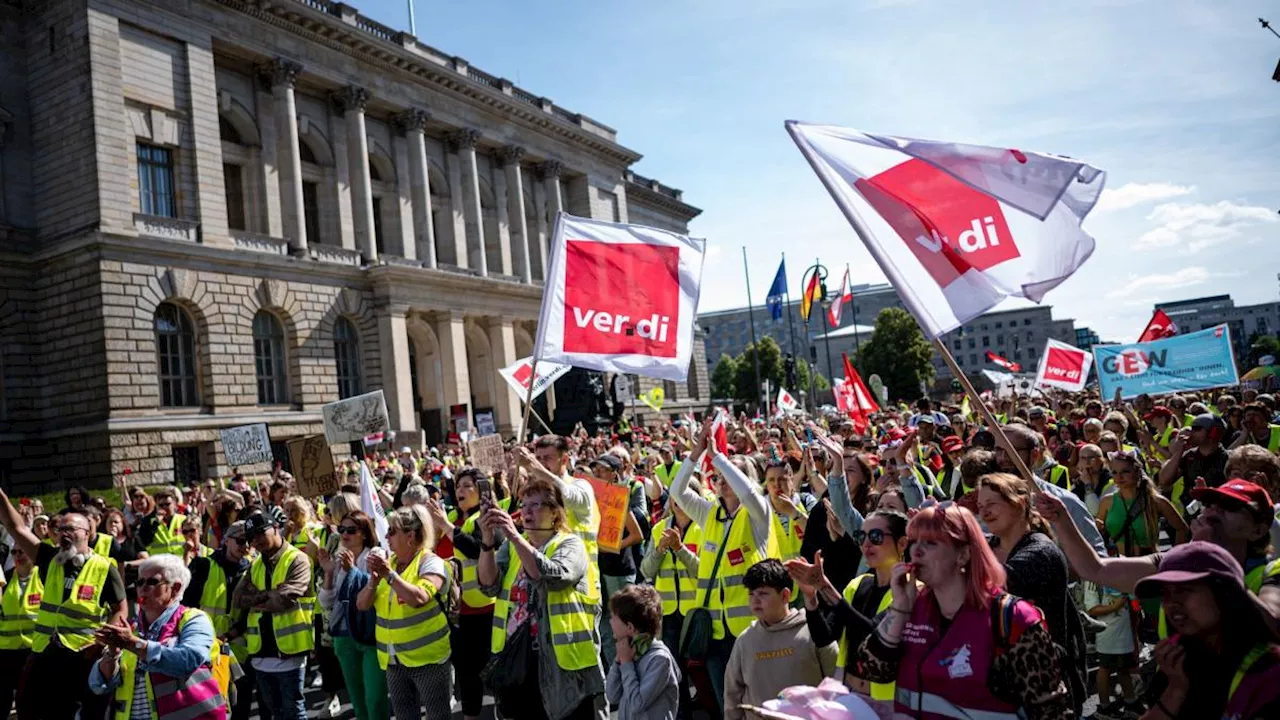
783, 253, 799, 364
847, 263, 861, 356
782, 124, 1033, 482
742, 247, 765, 414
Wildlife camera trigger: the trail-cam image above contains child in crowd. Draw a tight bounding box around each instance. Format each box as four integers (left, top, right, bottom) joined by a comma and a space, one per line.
606, 584, 681, 720
723, 559, 838, 720
1084, 581, 1141, 719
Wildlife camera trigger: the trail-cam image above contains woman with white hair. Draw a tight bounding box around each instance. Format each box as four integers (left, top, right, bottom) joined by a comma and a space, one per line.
89, 554, 226, 719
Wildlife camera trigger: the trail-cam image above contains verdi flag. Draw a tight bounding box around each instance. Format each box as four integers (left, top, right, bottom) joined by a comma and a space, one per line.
534, 213, 707, 381
766, 258, 788, 321
787, 122, 1106, 338
359, 462, 389, 548
985, 350, 1022, 373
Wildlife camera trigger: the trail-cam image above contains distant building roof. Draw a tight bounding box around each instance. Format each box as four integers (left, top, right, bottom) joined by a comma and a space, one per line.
814, 324, 877, 340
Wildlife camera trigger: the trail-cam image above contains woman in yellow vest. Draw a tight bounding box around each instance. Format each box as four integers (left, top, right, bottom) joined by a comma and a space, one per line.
144, 488, 187, 557
669, 417, 777, 715
356, 505, 453, 720
639, 496, 702, 717
0, 544, 41, 716
317, 510, 386, 720
181, 517, 214, 566
477, 477, 607, 720
787, 510, 911, 701
763, 458, 815, 563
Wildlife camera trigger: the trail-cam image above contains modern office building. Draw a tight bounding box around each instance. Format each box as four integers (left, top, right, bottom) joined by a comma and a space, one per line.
1156, 295, 1280, 364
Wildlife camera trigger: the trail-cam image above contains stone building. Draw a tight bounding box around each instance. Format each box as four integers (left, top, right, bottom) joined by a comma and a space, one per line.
0, 0, 702, 492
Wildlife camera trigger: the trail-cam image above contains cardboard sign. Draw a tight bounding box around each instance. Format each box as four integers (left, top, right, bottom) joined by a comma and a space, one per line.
467, 434, 505, 476
587, 478, 631, 553
219, 423, 273, 467
322, 390, 390, 444
287, 435, 338, 498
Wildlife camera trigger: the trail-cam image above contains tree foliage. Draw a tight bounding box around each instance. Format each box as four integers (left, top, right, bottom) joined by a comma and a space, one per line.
857, 308, 935, 402
728, 336, 828, 406
1247, 332, 1280, 367
710, 355, 739, 399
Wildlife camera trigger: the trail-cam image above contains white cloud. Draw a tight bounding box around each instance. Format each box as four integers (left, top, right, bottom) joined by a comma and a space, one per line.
1106, 266, 1210, 299
1095, 182, 1194, 212
1136, 200, 1277, 253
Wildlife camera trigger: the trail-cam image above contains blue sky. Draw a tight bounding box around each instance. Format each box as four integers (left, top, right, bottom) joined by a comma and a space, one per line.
363, 0, 1280, 341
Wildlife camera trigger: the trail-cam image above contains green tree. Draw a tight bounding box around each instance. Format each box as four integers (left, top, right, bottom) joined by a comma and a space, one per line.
733, 336, 784, 403
1248, 333, 1280, 367
858, 308, 935, 402
710, 355, 739, 399
794, 359, 829, 393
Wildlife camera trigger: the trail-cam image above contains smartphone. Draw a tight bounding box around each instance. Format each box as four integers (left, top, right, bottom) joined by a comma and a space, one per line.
805, 427, 815, 444
476, 478, 495, 513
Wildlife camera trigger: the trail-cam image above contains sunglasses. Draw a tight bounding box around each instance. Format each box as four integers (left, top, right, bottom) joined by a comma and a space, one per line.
851, 528, 893, 546
337, 526, 361, 535
137, 577, 170, 588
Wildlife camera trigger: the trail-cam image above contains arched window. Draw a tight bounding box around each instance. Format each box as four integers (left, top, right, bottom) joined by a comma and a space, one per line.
253, 311, 288, 404
333, 317, 362, 399
154, 302, 199, 407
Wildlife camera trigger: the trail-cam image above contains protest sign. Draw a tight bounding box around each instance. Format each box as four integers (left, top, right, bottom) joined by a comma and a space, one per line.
534, 213, 707, 382
475, 411, 496, 437
219, 423, 273, 466
287, 435, 337, 498
1094, 324, 1239, 400
1034, 339, 1093, 392
467, 433, 505, 476
587, 478, 630, 553
322, 390, 390, 444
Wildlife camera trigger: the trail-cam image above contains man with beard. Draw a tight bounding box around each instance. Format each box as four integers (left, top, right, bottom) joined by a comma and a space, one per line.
0, 489, 127, 719
995, 423, 1106, 553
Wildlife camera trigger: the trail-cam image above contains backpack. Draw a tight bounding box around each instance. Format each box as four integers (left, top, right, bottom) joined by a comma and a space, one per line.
434, 555, 463, 629
992, 592, 1087, 711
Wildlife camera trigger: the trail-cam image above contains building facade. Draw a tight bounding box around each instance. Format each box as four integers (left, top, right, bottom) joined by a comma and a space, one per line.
1156, 295, 1280, 364
932, 306, 1076, 380
0, 0, 702, 491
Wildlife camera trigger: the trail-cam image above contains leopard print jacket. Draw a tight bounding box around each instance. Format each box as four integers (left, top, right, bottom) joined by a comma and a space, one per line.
854, 618, 1074, 719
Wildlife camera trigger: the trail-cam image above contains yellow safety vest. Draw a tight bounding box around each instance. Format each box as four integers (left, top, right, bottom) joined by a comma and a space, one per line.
0, 571, 42, 650
245, 544, 314, 656
455, 513, 494, 610
373, 548, 451, 670
147, 515, 187, 556
695, 503, 779, 639
655, 462, 683, 489
110, 608, 226, 720
650, 517, 702, 616
770, 509, 804, 561
1264, 426, 1280, 454
835, 573, 897, 702
31, 553, 112, 653
565, 476, 602, 605
93, 533, 113, 558
198, 559, 246, 662
1044, 463, 1070, 490
490, 532, 597, 671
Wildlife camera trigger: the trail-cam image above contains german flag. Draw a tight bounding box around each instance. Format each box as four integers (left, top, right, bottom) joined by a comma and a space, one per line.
800, 271, 821, 322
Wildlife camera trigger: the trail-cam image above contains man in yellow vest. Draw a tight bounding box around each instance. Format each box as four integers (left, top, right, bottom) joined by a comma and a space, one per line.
140, 487, 187, 556
653, 444, 683, 489
0, 544, 40, 717
1234, 403, 1280, 454
523, 436, 603, 603
0, 492, 127, 720
232, 512, 313, 720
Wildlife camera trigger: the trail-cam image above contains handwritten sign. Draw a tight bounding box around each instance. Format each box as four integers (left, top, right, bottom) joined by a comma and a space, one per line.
468, 434, 505, 476
322, 390, 390, 444
587, 478, 630, 553
287, 435, 337, 498
219, 423, 273, 467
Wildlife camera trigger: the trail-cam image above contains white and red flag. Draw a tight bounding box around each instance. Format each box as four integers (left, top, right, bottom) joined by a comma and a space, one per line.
534, 213, 707, 381
985, 350, 1022, 373
498, 356, 572, 401
701, 407, 731, 473
787, 122, 1106, 338
1137, 309, 1179, 343
827, 269, 852, 327
776, 387, 799, 412
1034, 339, 1093, 392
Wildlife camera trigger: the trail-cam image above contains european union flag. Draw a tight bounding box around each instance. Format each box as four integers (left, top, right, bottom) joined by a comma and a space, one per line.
766, 259, 787, 321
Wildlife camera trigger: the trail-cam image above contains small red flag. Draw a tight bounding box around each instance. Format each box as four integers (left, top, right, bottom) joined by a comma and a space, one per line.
1137, 309, 1178, 343
985, 350, 1022, 373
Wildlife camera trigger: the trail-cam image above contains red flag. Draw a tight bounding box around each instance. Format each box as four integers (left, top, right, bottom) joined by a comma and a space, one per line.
701, 408, 730, 474
1137, 309, 1178, 343
827, 269, 851, 327
985, 350, 1022, 373
841, 353, 880, 434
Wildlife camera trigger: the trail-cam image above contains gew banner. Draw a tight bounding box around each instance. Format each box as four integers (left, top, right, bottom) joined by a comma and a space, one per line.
1093, 324, 1239, 400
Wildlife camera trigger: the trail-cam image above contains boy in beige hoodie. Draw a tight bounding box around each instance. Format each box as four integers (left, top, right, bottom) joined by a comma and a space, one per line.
723, 559, 838, 720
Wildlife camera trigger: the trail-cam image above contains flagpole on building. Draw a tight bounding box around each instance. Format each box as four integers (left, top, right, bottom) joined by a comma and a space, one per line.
783, 253, 799, 363
742, 247, 765, 414
784, 123, 1034, 482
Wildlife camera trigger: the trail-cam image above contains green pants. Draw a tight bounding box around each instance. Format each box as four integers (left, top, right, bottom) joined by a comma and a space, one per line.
332, 635, 389, 720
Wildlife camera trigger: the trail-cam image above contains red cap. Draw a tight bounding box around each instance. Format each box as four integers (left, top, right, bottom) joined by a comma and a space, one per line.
1190, 478, 1273, 514
1143, 406, 1174, 422
941, 436, 964, 454
885, 427, 908, 443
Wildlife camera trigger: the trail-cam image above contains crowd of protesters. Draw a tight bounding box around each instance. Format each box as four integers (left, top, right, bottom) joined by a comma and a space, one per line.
1, 386, 1280, 719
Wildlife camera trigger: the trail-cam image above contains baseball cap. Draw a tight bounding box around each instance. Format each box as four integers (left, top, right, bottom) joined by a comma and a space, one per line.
1028, 406, 1047, 419
224, 520, 247, 540
942, 436, 964, 454
1134, 541, 1244, 599
590, 454, 622, 472
1190, 413, 1223, 431
1190, 478, 1273, 516
1143, 406, 1173, 422
915, 415, 937, 426
243, 512, 277, 538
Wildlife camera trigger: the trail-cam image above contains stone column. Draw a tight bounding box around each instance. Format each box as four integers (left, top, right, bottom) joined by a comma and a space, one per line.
184, 36, 229, 245
448, 129, 487, 277
396, 108, 434, 267
500, 146, 532, 283
259, 58, 306, 252
492, 164, 513, 276
434, 311, 472, 426
486, 317, 522, 436
444, 143, 468, 268
252, 84, 284, 238
377, 304, 417, 432
532, 178, 549, 279
537, 160, 563, 269
334, 85, 376, 262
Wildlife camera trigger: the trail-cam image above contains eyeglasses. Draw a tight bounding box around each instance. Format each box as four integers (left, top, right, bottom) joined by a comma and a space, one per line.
225, 536, 244, 545
385, 528, 399, 537
56, 524, 85, 535
337, 526, 361, 535
852, 528, 892, 546
137, 577, 171, 589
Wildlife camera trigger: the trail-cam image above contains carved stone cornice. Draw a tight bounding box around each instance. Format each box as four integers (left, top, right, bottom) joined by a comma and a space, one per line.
535, 159, 563, 180
445, 128, 481, 152
500, 145, 526, 165
394, 108, 431, 133
331, 85, 371, 113
257, 58, 302, 89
